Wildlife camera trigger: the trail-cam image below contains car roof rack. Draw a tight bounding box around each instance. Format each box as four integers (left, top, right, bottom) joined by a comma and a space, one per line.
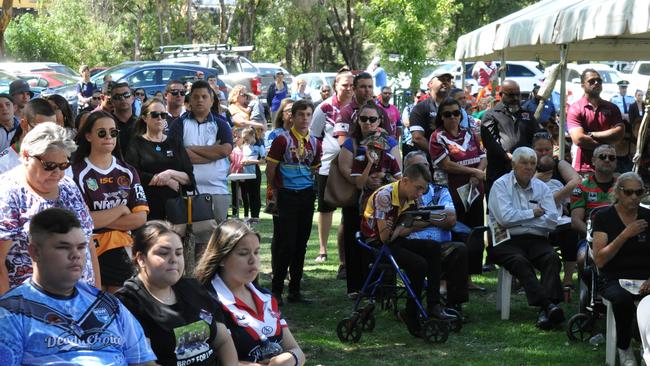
159, 44, 255, 57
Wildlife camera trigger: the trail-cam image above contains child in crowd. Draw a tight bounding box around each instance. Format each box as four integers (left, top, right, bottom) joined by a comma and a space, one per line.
240, 128, 265, 223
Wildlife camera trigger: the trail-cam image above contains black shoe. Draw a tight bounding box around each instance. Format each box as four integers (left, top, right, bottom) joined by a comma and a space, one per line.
336, 264, 347, 280
272, 292, 284, 307
287, 293, 312, 304
536, 309, 552, 330
546, 303, 565, 324
397, 310, 422, 338
428, 304, 456, 321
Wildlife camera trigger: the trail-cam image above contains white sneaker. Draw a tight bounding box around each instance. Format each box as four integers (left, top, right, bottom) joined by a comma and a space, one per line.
619, 347, 639, 366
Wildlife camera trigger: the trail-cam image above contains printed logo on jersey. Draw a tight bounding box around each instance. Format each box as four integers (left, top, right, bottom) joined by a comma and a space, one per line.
116, 175, 130, 190
173, 319, 212, 364
588, 192, 598, 202
94, 191, 128, 210
199, 309, 212, 325
92, 308, 111, 324
86, 178, 99, 192
45, 329, 123, 351
261, 326, 273, 335
134, 183, 146, 201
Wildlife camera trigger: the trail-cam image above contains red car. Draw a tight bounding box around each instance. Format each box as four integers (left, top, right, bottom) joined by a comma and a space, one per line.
20, 72, 79, 89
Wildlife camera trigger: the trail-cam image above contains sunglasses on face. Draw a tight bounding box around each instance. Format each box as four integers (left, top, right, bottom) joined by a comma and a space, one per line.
441, 110, 461, 118
97, 128, 119, 139
111, 92, 132, 101
501, 92, 520, 97
618, 187, 645, 197
587, 78, 603, 85
135, 92, 145, 97
91, 96, 101, 100
32, 156, 71, 171
168, 89, 185, 96
597, 154, 617, 162
359, 116, 379, 123
148, 111, 166, 119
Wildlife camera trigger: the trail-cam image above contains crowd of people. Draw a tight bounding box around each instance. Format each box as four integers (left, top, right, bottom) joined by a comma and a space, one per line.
0, 60, 649, 366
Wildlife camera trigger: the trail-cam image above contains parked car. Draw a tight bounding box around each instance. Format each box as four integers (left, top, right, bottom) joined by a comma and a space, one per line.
292, 72, 337, 102
160, 45, 261, 98
19, 72, 79, 111
419, 61, 545, 97
621, 61, 650, 96
89, 67, 108, 77
90, 62, 219, 99
254, 62, 293, 104
0, 62, 80, 79
0, 70, 43, 98
552, 63, 623, 105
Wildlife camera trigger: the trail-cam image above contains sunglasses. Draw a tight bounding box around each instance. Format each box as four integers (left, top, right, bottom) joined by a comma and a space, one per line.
167, 89, 185, 96
135, 92, 145, 97
587, 78, 603, 85
441, 110, 461, 118
618, 187, 645, 197
501, 92, 520, 97
148, 111, 166, 119
359, 116, 379, 123
597, 154, 616, 162
97, 128, 119, 139
91, 96, 101, 100
111, 92, 132, 101
33, 156, 71, 171
534, 131, 552, 139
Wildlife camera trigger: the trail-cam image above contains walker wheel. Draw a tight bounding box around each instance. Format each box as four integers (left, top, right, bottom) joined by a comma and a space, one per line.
336, 318, 362, 343
422, 319, 449, 344
566, 313, 594, 342
443, 308, 463, 333
360, 312, 376, 332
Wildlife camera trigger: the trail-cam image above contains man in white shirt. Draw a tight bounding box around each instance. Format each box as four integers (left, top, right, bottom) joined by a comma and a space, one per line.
488, 146, 563, 330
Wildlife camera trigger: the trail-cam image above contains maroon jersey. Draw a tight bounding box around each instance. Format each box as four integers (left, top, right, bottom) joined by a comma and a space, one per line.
73, 156, 149, 255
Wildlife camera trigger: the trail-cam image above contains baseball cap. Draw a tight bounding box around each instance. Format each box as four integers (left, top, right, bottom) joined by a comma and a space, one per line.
9, 80, 34, 97
431, 70, 453, 80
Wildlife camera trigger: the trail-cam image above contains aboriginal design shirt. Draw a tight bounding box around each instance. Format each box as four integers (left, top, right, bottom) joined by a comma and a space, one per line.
0, 280, 156, 365
0, 171, 95, 290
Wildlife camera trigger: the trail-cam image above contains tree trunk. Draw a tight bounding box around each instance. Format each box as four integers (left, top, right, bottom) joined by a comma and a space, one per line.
0, 0, 13, 60
133, 4, 143, 60
157, 0, 164, 46
187, 0, 193, 42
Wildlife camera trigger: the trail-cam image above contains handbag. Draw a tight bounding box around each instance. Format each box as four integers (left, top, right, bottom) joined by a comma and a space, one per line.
165, 190, 217, 243
324, 152, 358, 208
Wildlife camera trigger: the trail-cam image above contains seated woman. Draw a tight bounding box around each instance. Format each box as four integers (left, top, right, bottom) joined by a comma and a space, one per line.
116, 221, 237, 366
194, 219, 305, 365
592, 172, 650, 366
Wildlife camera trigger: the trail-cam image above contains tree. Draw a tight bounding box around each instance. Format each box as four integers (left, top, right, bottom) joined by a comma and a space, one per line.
325, 0, 367, 70
0, 0, 12, 59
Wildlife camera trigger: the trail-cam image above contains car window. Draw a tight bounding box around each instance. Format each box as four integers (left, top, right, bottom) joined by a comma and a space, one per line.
221, 58, 241, 73
324, 76, 335, 88
307, 77, 321, 90
599, 70, 620, 84
164, 69, 199, 84
240, 59, 258, 73
568, 70, 581, 81
126, 69, 159, 86
506, 64, 535, 77
638, 63, 650, 76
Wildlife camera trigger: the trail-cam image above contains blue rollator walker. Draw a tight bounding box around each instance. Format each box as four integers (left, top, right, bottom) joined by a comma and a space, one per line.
336, 206, 460, 344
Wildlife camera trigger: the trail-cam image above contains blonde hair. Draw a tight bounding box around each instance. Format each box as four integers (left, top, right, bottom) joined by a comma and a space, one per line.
228, 85, 247, 105
194, 219, 261, 285
241, 127, 256, 145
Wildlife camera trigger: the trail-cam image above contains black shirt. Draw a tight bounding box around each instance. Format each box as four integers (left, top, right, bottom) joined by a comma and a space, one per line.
408, 97, 439, 147
124, 135, 195, 220
480, 102, 538, 184
114, 114, 138, 157
592, 205, 650, 280
115, 277, 223, 366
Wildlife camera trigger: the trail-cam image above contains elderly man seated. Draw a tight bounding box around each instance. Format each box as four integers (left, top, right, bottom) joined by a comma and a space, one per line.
402, 151, 469, 315
488, 146, 563, 330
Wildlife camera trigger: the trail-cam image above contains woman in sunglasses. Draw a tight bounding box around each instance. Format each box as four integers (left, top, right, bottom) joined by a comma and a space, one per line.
429, 98, 487, 291
592, 172, 650, 366
125, 99, 195, 221
72, 111, 149, 293
338, 101, 401, 297
0, 122, 101, 294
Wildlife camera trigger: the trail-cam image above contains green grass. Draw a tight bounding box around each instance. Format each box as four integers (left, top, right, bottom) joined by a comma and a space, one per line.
235, 170, 609, 365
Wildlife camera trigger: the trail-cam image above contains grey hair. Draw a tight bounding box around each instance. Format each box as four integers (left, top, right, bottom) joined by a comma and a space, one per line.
404, 150, 428, 168
613, 172, 644, 203
21, 122, 77, 159
593, 144, 615, 158
511, 146, 537, 164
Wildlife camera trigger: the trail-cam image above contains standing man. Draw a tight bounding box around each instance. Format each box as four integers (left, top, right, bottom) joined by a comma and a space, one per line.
567, 69, 624, 174
9, 80, 33, 120
481, 80, 537, 191
110, 82, 137, 156
0, 208, 157, 365
310, 70, 353, 266
168, 80, 233, 222
408, 71, 453, 152
315, 84, 332, 108
611, 80, 635, 122
165, 80, 187, 126
76, 65, 96, 111
377, 86, 402, 140
334, 72, 390, 145
267, 100, 321, 305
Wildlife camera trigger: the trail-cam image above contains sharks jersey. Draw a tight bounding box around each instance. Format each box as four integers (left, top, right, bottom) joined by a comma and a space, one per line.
0, 280, 156, 366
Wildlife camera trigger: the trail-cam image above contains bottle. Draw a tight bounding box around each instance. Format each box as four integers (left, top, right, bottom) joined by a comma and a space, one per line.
259, 334, 283, 360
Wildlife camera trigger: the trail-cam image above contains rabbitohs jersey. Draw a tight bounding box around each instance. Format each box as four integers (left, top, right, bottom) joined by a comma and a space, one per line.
0, 281, 156, 366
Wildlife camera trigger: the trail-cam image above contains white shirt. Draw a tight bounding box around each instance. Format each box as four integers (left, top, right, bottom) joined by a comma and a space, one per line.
181, 117, 230, 195
488, 171, 558, 241
310, 96, 340, 176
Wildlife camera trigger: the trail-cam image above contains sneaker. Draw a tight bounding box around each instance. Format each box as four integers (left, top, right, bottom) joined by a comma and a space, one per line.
618, 347, 639, 366
546, 303, 565, 324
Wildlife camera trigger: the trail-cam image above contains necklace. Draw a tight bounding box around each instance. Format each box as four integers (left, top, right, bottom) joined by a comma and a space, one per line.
143, 134, 164, 152
144, 282, 176, 305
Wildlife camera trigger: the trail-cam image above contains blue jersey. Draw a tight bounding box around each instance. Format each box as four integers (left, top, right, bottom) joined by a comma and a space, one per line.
0, 280, 156, 366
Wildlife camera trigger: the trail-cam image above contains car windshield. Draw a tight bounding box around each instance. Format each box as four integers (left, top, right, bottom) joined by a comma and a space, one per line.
50, 73, 78, 85
0, 71, 17, 87
91, 65, 135, 86
325, 76, 335, 88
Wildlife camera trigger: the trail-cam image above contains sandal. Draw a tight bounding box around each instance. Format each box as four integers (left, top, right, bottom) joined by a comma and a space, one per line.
314, 253, 328, 263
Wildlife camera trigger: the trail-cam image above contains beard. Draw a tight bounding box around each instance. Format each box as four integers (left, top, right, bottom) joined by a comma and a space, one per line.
507, 103, 521, 114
